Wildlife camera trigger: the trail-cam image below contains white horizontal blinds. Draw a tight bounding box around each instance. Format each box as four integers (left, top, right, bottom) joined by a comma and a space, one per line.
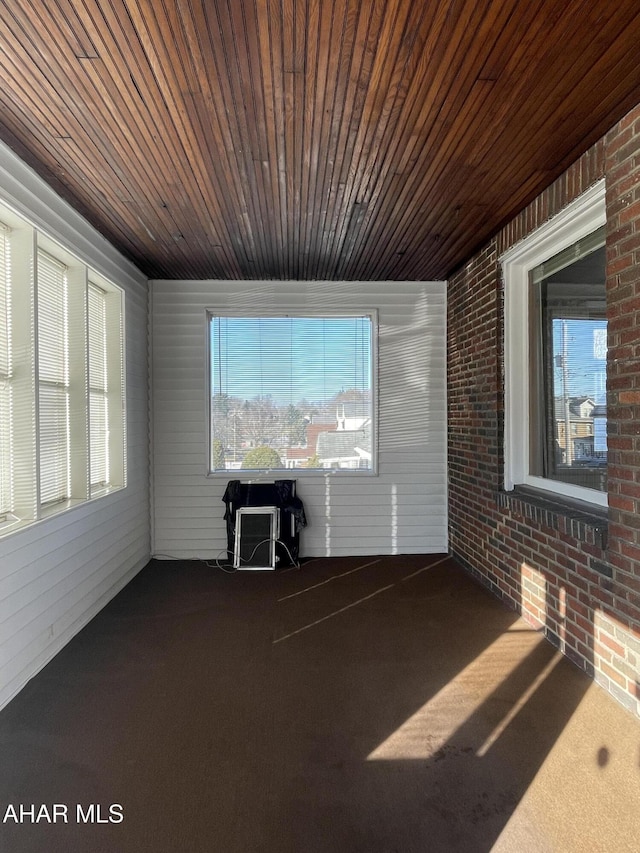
0, 225, 8, 376
88, 283, 108, 489
210, 315, 373, 471
0, 223, 11, 515
106, 289, 125, 487
37, 250, 70, 505
0, 196, 127, 541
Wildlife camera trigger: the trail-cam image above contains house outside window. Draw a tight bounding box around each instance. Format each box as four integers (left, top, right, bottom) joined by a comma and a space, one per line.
530, 226, 606, 493
207, 313, 376, 474
502, 181, 607, 508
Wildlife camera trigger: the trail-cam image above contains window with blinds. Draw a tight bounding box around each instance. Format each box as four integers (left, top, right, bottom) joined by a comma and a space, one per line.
37, 251, 70, 506
0, 195, 126, 538
0, 224, 10, 517
88, 283, 108, 490
208, 314, 375, 472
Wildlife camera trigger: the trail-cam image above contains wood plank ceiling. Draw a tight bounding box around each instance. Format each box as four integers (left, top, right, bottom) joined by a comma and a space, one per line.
1, 1, 640, 281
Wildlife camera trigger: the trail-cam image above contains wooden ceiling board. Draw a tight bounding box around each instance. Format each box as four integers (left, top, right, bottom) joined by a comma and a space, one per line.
356, 6, 637, 278
344, 2, 640, 279
1, 0, 639, 281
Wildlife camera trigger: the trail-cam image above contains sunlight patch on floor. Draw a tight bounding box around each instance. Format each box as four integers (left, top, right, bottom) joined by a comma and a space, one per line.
493, 679, 640, 853
367, 624, 544, 761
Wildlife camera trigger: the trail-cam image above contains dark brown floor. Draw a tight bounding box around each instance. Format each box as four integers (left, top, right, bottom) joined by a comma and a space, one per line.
1, 555, 639, 852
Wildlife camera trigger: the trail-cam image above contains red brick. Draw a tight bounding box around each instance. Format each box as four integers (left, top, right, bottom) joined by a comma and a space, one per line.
449, 118, 640, 717
618, 540, 640, 562
601, 662, 628, 689
609, 494, 637, 513
597, 632, 627, 657
619, 390, 640, 405
619, 198, 640, 225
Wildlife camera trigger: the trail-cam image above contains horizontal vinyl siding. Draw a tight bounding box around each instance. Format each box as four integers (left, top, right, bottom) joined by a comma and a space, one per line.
151, 279, 447, 558
0, 143, 150, 711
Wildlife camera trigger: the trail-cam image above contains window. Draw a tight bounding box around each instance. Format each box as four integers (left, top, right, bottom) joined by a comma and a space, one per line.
88, 283, 109, 491
0, 202, 126, 537
86, 275, 126, 498
208, 313, 376, 473
529, 229, 606, 494
37, 251, 70, 506
502, 180, 607, 507
0, 224, 11, 518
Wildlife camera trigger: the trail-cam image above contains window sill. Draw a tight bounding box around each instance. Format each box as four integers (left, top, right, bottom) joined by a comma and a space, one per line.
39, 498, 86, 521
498, 486, 608, 550
0, 486, 125, 540
207, 468, 377, 477
0, 512, 23, 534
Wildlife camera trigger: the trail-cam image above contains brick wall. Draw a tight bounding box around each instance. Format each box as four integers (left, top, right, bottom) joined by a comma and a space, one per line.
447, 105, 640, 716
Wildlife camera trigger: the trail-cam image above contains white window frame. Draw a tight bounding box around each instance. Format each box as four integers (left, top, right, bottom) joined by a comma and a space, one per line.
502, 180, 607, 508
0, 199, 126, 538
88, 282, 109, 492
0, 222, 12, 520
206, 309, 378, 476
87, 277, 126, 497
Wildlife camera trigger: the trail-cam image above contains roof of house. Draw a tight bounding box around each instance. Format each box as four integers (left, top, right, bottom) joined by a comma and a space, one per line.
316, 423, 372, 460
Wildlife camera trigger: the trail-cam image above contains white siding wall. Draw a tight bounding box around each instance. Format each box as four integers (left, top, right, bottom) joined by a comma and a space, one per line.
0, 144, 150, 710
151, 280, 447, 558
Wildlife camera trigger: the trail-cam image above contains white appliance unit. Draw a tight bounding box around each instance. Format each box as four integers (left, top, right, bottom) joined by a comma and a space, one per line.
233, 506, 280, 570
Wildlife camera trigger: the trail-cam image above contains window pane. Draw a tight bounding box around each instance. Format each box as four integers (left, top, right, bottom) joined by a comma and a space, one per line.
0, 226, 8, 379
0, 225, 11, 515
531, 237, 607, 492
37, 251, 69, 505
210, 315, 373, 471
89, 390, 108, 487
88, 284, 107, 389
88, 284, 109, 489
0, 381, 10, 515
38, 384, 69, 504
37, 253, 68, 384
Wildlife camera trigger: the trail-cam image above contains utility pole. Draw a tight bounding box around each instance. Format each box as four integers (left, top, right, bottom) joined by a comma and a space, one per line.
562, 320, 572, 466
